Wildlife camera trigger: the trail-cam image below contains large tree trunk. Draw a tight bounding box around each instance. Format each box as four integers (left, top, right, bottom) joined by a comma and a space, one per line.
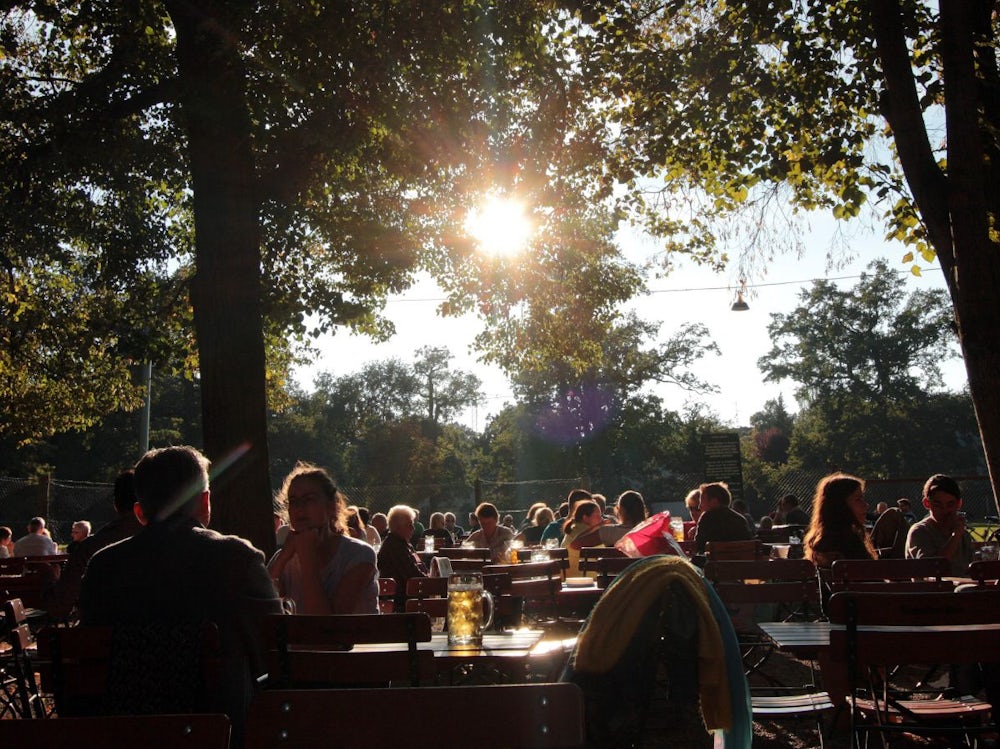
168, 1, 276, 556
872, 0, 1000, 512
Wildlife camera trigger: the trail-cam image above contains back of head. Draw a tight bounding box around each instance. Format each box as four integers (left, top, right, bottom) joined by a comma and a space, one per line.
699, 482, 732, 508
429, 512, 445, 529
535, 507, 555, 526
923, 473, 961, 500
566, 488, 592, 506
475, 502, 499, 520
387, 505, 416, 533
616, 490, 648, 527
0, 526, 11, 543
28, 517, 45, 533
134, 446, 210, 522
113, 469, 137, 515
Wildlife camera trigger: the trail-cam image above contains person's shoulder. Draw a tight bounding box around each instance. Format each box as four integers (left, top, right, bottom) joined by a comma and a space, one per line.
498, 525, 516, 540
191, 526, 267, 564
341, 533, 376, 561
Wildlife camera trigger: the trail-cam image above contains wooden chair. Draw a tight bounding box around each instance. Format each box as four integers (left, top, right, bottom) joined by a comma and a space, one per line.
259, 612, 435, 688
578, 546, 625, 575
0, 713, 231, 748
38, 621, 223, 718
0, 569, 47, 609
828, 589, 1000, 748
703, 559, 831, 746
448, 558, 487, 572
1, 598, 45, 719
594, 556, 637, 588
484, 561, 563, 623
377, 577, 396, 613
245, 683, 585, 749
704, 539, 767, 561
829, 556, 952, 594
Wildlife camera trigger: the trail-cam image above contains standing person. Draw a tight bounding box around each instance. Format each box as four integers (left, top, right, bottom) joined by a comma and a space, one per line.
905, 473, 974, 576
693, 482, 753, 554
802, 473, 877, 569
13, 517, 58, 556
42, 468, 143, 620
77, 446, 282, 745
376, 505, 427, 611
466, 502, 516, 562
268, 463, 378, 615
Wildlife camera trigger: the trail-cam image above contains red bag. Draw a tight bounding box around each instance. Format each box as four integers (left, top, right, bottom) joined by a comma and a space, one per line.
615, 511, 686, 558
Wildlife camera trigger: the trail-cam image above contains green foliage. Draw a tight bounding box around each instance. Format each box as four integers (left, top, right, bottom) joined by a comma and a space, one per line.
759, 259, 956, 406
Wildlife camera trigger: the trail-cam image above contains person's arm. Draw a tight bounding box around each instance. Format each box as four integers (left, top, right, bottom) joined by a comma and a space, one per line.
274, 530, 330, 615
331, 562, 377, 614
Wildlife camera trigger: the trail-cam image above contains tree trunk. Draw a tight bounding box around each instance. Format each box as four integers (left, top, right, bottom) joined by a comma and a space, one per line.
872, 0, 1000, 513
168, 1, 275, 556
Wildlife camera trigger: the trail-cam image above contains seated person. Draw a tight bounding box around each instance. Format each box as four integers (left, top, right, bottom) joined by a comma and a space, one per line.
562, 499, 606, 575
78, 446, 281, 743
905, 473, 973, 576
0, 526, 12, 558
13, 517, 58, 556
694, 482, 753, 555
682, 488, 702, 541
376, 505, 427, 611
803, 473, 877, 569
268, 462, 378, 615
599, 491, 648, 546
443, 511, 465, 540
422, 511, 455, 549
466, 502, 516, 562
775, 494, 810, 526
517, 507, 554, 545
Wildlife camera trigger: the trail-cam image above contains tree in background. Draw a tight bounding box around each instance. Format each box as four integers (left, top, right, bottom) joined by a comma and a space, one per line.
756, 261, 980, 477
575, 0, 1000, 509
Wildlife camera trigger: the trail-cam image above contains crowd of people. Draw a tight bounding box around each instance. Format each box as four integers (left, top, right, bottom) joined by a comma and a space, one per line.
2, 445, 982, 742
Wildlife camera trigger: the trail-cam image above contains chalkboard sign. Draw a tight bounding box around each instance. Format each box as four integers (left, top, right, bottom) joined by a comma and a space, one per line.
702, 432, 744, 504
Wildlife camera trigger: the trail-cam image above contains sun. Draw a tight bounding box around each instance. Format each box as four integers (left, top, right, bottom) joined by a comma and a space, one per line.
464, 195, 533, 258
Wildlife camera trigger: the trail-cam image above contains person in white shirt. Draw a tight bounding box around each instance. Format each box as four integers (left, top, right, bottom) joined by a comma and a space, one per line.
13, 517, 58, 556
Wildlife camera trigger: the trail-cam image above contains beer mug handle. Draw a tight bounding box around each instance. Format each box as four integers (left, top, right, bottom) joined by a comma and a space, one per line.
482, 590, 495, 631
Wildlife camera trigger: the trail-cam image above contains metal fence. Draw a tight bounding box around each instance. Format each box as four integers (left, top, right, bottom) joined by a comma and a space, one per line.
3, 472, 997, 544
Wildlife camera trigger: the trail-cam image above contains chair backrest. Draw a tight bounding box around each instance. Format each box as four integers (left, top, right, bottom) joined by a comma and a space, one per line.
436, 547, 492, 560
829, 556, 951, 593
259, 613, 434, 688
447, 558, 487, 572
245, 684, 585, 749
483, 559, 563, 581
704, 558, 819, 601
577, 546, 625, 574
704, 539, 766, 561
828, 589, 1000, 668
377, 577, 396, 613
0, 569, 46, 608
37, 621, 222, 717
3, 598, 46, 718
0, 714, 231, 749
594, 556, 637, 588
968, 559, 1000, 586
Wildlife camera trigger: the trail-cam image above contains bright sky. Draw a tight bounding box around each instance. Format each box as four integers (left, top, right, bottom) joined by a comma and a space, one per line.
293, 213, 969, 432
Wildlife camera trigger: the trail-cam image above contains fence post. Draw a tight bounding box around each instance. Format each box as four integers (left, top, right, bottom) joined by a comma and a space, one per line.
474, 478, 481, 505
37, 473, 51, 518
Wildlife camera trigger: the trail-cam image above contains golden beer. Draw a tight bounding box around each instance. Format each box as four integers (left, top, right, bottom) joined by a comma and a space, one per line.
447, 572, 494, 647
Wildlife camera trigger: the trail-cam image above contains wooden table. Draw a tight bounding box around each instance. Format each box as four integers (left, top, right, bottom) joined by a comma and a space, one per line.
353, 629, 577, 684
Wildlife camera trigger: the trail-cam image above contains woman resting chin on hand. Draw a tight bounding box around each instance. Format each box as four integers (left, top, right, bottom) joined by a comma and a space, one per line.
268, 462, 378, 615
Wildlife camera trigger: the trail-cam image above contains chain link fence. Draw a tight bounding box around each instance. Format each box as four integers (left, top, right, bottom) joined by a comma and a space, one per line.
3, 472, 997, 543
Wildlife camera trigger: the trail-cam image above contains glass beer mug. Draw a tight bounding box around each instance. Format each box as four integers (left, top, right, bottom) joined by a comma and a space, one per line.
446, 571, 495, 647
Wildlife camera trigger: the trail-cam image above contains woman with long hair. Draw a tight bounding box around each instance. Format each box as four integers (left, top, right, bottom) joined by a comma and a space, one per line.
267, 462, 378, 614
803, 473, 877, 569
562, 499, 606, 575
599, 491, 649, 546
